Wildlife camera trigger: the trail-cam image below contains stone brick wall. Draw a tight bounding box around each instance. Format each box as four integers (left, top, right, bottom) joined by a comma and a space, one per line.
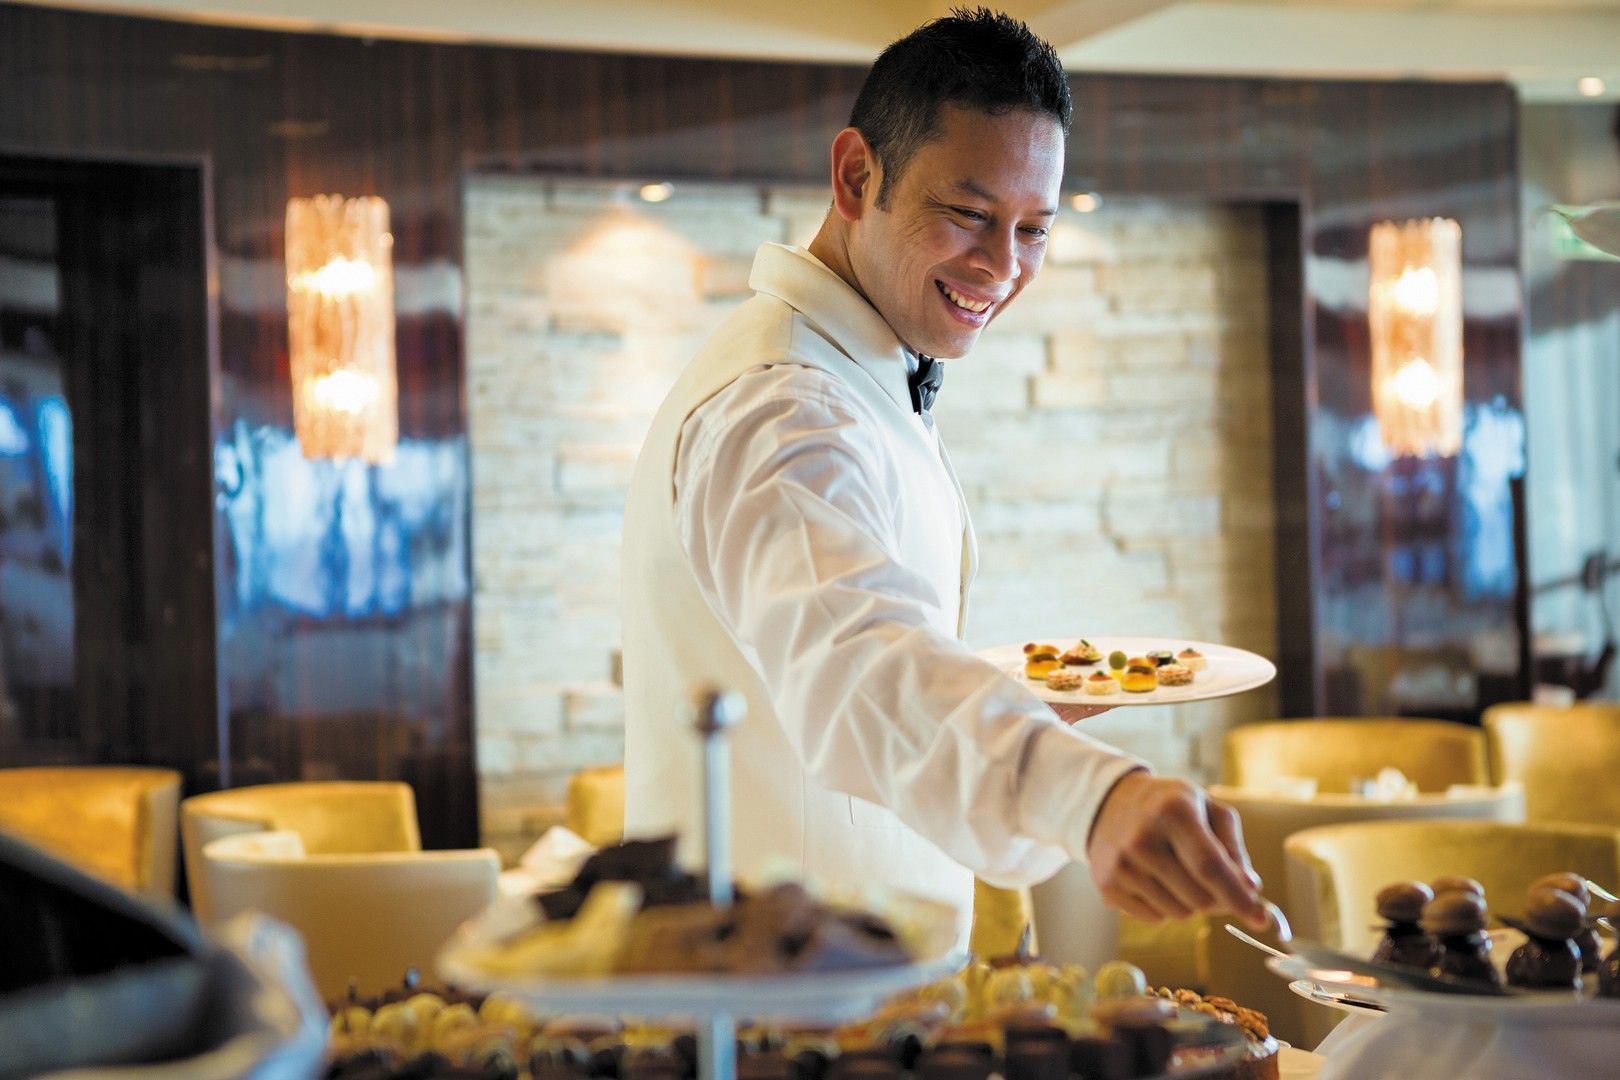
465, 177, 1277, 859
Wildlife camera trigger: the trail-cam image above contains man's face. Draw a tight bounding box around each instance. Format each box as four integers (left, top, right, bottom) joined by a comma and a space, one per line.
847, 104, 1063, 360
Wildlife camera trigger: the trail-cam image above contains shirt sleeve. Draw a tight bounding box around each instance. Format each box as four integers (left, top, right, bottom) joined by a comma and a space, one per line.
673, 365, 1148, 888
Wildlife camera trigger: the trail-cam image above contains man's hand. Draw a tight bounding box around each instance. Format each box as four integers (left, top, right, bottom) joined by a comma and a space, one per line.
1087, 771, 1266, 929
1051, 703, 1114, 723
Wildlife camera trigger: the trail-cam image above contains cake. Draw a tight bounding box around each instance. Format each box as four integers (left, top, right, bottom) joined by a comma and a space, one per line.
1044, 669, 1085, 692
1151, 987, 1280, 1080
1176, 647, 1207, 671
1022, 643, 1061, 680
1119, 659, 1157, 694
1083, 671, 1116, 696
1154, 663, 1194, 687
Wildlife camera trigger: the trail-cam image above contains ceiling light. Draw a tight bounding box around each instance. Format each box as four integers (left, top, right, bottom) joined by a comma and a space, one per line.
1578, 77, 1606, 98
639, 182, 674, 203
1069, 191, 1101, 213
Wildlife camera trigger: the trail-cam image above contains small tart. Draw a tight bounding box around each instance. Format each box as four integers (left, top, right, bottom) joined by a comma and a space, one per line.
1083, 672, 1116, 696
1146, 650, 1175, 668
1176, 647, 1208, 671
1045, 669, 1085, 692
1156, 663, 1194, 687
1061, 639, 1103, 666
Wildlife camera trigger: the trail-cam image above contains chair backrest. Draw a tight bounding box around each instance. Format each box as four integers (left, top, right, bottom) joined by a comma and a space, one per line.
0, 766, 181, 899
1213, 785, 1526, 898
566, 764, 626, 847
1284, 818, 1620, 955
1223, 718, 1489, 794
181, 781, 421, 920
1484, 702, 1620, 827
202, 831, 499, 1002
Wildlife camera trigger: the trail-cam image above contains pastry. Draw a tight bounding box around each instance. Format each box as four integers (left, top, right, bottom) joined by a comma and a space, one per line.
1060, 639, 1102, 666
1371, 881, 1441, 970
1083, 672, 1116, 696
1530, 873, 1602, 972
1421, 892, 1502, 989
1176, 647, 1207, 671
1150, 987, 1279, 1080
1503, 888, 1584, 991
1119, 659, 1157, 694
1154, 663, 1194, 687
1022, 643, 1061, 680
1430, 875, 1485, 900
1044, 669, 1084, 692
1145, 650, 1175, 668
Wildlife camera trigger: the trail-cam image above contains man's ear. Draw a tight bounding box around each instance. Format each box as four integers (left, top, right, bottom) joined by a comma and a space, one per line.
828, 127, 879, 222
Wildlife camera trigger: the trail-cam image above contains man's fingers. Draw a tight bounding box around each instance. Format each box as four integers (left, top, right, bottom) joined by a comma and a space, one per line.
1125, 839, 1218, 914
1207, 800, 1262, 890
1167, 816, 1264, 926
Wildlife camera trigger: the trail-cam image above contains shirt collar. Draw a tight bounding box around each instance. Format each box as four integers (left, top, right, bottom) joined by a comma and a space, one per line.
747, 243, 914, 414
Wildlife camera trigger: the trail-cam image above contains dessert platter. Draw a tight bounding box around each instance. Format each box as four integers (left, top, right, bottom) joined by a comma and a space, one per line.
979, 637, 1276, 707
438, 835, 964, 1020
1265, 871, 1620, 1027
339, 950, 1276, 1079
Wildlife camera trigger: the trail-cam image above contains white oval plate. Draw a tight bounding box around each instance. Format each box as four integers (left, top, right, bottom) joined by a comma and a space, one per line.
1266, 952, 1620, 1028
980, 636, 1277, 707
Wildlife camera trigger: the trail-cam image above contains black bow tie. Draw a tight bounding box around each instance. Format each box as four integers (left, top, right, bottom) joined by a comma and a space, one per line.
908, 355, 945, 414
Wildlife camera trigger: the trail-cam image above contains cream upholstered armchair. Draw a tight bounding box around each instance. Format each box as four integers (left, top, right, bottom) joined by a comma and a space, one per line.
1223, 717, 1489, 794
0, 766, 182, 900
1484, 701, 1620, 827
201, 830, 499, 1000
181, 781, 421, 920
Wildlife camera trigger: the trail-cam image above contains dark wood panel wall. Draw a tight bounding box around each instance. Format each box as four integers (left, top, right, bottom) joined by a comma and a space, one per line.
0, 4, 1524, 843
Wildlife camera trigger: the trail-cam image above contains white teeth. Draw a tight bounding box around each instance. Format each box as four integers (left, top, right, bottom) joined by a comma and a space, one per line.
940, 283, 992, 313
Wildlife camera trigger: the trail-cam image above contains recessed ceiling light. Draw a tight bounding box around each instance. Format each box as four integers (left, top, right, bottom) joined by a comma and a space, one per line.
1070, 191, 1101, 213
1578, 76, 1606, 98
639, 182, 674, 203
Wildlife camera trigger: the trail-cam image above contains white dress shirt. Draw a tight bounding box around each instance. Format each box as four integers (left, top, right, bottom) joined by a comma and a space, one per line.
660, 244, 1145, 889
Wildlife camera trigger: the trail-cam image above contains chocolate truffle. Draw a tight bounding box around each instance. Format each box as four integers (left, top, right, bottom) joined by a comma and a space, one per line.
1421, 892, 1502, 989
1505, 889, 1584, 991
1373, 881, 1441, 969
1430, 875, 1485, 899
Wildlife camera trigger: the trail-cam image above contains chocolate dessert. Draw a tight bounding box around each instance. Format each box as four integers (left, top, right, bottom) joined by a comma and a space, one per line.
1421, 892, 1502, 989
1504, 888, 1584, 991
534, 836, 710, 921
1530, 873, 1603, 973
1371, 881, 1441, 969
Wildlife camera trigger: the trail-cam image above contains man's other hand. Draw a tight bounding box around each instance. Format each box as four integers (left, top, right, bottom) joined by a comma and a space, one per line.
1086, 771, 1266, 929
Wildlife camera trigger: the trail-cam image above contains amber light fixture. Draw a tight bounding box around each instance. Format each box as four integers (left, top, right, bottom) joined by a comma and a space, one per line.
285, 194, 397, 464
1368, 217, 1463, 459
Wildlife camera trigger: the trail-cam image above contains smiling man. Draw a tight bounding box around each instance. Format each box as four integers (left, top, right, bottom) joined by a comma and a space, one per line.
621, 7, 1264, 941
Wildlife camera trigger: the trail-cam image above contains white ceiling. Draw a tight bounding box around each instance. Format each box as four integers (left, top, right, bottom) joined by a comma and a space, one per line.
14, 0, 1620, 100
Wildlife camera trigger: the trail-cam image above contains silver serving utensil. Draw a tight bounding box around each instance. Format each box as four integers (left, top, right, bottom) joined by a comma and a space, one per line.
1264, 899, 1293, 943
1225, 922, 1289, 959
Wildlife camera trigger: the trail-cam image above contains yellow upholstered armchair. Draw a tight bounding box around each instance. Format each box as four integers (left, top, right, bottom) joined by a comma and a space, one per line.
0, 766, 182, 900
201, 830, 499, 1000
1223, 717, 1489, 793
1484, 701, 1620, 827
181, 781, 420, 920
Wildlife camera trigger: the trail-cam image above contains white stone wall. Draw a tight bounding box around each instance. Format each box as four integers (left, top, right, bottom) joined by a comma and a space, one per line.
465, 177, 1277, 856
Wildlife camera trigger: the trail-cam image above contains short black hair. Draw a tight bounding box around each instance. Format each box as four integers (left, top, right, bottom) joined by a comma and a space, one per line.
848, 7, 1072, 208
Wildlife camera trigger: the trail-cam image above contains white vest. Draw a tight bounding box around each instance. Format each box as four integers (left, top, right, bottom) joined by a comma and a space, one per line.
620, 244, 978, 932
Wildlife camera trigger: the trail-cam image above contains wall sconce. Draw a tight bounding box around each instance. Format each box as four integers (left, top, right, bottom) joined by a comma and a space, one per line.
1368, 217, 1463, 459
285, 194, 397, 464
